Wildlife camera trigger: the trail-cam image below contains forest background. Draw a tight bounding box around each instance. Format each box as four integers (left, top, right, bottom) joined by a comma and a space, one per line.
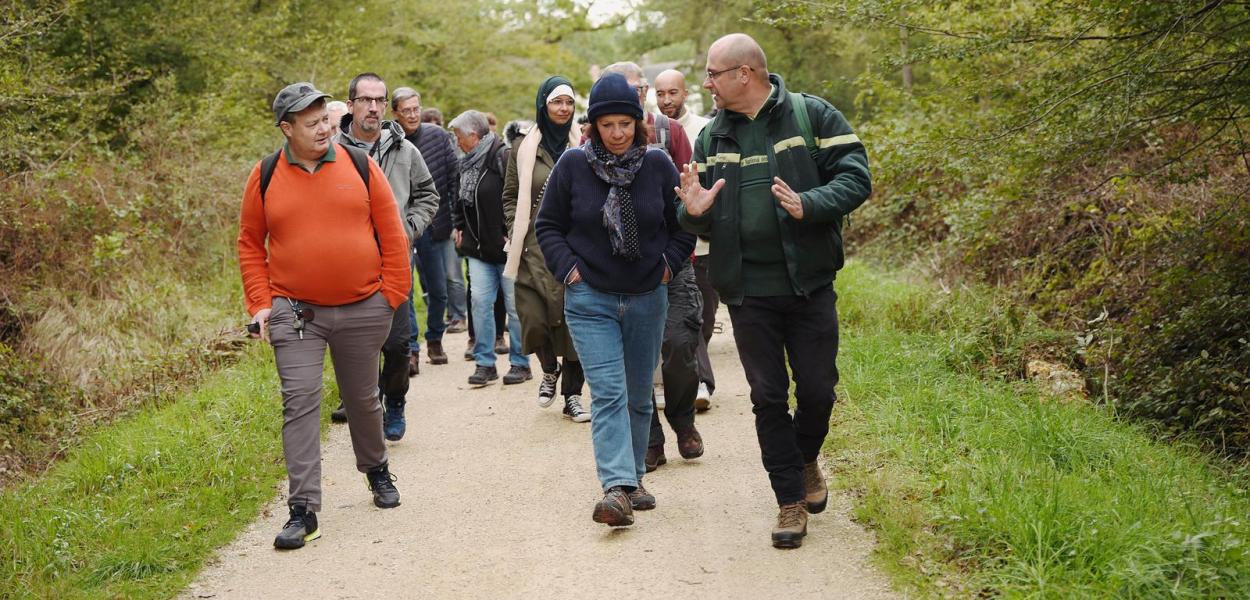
1, 0, 1247, 490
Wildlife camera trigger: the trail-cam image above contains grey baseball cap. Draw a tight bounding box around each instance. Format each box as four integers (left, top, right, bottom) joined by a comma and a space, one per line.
272, 82, 332, 126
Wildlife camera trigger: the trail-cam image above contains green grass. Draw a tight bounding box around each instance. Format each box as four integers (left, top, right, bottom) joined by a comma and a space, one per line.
831, 261, 1250, 597
0, 344, 340, 600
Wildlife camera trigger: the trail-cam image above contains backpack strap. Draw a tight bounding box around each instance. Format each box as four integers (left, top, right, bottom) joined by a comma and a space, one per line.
259, 144, 370, 204
789, 91, 816, 155
698, 120, 713, 163
655, 113, 671, 155
258, 150, 282, 202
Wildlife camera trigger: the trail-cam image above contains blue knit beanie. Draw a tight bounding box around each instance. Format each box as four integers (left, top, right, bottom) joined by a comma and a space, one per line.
588, 73, 643, 122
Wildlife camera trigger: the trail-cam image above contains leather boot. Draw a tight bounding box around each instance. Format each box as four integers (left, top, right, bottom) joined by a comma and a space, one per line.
427, 340, 448, 365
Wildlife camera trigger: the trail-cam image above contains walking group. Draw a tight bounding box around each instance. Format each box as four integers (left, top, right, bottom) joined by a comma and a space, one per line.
238, 32, 871, 552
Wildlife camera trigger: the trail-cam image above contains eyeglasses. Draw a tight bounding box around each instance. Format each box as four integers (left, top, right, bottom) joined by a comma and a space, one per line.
705, 65, 750, 81
396, 107, 422, 117
352, 96, 387, 106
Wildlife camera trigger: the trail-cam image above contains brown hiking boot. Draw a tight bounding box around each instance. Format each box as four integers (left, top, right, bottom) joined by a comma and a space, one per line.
675, 425, 704, 459
644, 446, 667, 472
803, 460, 828, 514
772, 502, 808, 549
407, 352, 420, 376
592, 487, 634, 527
628, 484, 656, 511
427, 340, 448, 365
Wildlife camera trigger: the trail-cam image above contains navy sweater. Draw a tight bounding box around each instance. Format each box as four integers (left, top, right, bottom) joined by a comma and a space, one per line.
536, 146, 695, 295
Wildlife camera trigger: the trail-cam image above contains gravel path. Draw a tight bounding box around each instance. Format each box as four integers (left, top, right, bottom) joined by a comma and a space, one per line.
183, 308, 898, 599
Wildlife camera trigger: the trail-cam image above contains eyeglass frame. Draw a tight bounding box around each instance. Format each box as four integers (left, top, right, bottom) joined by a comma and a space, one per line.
705, 64, 752, 81
351, 95, 388, 106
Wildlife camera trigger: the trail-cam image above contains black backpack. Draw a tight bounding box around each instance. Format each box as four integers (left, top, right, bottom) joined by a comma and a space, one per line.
258, 143, 371, 202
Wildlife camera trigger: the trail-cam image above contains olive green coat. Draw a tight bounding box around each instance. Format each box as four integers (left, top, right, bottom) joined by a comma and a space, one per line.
503, 145, 578, 359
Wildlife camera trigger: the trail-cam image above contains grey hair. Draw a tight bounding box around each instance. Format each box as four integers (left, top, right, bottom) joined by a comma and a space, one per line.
326, 100, 347, 112
448, 110, 490, 137
391, 87, 420, 111
603, 61, 645, 81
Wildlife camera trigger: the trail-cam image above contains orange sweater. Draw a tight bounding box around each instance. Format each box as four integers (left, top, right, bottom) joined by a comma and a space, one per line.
237, 144, 412, 316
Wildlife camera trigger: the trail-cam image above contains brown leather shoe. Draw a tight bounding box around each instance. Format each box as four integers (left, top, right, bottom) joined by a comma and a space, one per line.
675, 425, 704, 459
628, 484, 656, 510
592, 487, 634, 527
772, 502, 808, 549
803, 460, 828, 514
427, 340, 448, 365
644, 445, 667, 472
407, 352, 419, 376
445, 319, 467, 333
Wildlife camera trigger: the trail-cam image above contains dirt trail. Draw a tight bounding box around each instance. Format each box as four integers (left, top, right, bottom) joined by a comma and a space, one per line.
183, 308, 898, 599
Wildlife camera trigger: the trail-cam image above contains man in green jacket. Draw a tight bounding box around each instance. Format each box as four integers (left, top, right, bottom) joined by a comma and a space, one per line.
677, 33, 871, 549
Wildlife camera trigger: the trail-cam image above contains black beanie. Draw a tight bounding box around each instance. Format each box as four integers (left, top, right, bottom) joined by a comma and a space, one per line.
588, 73, 643, 122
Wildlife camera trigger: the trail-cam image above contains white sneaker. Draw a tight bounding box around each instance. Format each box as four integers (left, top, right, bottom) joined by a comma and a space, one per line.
695, 382, 712, 411
563, 395, 591, 423
654, 383, 666, 410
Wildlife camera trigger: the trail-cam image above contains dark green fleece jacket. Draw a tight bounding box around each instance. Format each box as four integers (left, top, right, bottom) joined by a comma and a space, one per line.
677, 74, 871, 305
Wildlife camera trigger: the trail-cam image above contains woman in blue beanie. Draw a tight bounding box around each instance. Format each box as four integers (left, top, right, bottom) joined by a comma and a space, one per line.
536, 72, 696, 527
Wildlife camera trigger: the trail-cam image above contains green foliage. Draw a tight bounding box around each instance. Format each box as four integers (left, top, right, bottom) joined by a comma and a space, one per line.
833, 262, 1250, 597
0, 345, 342, 599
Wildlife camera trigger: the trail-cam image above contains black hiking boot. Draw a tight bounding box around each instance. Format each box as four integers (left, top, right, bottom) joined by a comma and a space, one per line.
366, 462, 401, 508
274, 504, 320, 550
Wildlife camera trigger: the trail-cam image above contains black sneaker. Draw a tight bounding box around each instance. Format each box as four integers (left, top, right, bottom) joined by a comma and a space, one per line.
330, 402, 347, 423
502, 365, 532, 385
562, 395, 591, 423
467, 365, 498, 387
366, 463, 401, 508
537, 367, 560, 407
274, 504, 320, 549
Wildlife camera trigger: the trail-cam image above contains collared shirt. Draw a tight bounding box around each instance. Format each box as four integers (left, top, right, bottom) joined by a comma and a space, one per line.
283, 141, 336, 172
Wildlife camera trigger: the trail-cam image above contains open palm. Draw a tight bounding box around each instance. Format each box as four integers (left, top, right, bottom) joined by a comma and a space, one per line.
676, 162, 726, 217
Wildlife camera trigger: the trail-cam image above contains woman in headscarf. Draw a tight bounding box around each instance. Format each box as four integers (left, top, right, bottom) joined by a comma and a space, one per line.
535, 73, 695, 527
503, 76, 590, 423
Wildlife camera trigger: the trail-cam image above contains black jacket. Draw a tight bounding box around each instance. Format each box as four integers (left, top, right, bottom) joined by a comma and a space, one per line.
452, 136, 509, 263
405, 123, 459, 240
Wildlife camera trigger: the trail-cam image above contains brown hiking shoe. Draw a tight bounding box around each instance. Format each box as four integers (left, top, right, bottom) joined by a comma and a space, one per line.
427, 340, 448, 365
772, 502, 808, 549
803, 460, 828, 514
628, 485, 656, 511
592, 487, 634, 527
407, 352, 420, 376
644, 446, 667, 472
675, 425, 704, 459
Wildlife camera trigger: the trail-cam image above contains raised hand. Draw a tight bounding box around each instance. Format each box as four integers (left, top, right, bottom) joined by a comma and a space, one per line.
771, 177, 804, 220
675, 162, 725, 217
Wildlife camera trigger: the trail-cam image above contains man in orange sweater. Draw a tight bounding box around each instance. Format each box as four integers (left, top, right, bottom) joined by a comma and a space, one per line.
238, 82, 413, 550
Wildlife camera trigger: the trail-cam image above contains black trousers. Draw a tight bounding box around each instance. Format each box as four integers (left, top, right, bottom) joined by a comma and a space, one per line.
534, 345, 586, 398
649, 264, 703, 448
379, 299, 413, 407
727, 286, 839, 505
693, 254, 719, 393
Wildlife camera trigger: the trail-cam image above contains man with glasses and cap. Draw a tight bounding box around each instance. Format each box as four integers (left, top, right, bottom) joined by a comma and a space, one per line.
238, 82, 412, 550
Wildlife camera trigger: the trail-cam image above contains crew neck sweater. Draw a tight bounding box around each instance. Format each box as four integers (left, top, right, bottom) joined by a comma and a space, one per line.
535, 146, 695, 295
237, 143, 412, 315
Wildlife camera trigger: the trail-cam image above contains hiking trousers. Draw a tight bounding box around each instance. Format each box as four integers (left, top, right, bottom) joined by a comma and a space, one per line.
269, 292, 394, 511
649, 264, 702, 448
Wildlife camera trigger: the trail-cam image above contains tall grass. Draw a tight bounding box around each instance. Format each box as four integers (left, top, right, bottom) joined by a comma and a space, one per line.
832, 261, 1250, 597
0, 345, 341, 599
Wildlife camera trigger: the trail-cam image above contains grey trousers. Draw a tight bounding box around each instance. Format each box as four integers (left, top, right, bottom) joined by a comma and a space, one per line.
269, 292, 394, 511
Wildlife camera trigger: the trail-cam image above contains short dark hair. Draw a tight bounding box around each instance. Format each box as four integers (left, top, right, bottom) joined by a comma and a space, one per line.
280, 97, 327, 126
421, 107, 443, 125
348, 72, 385, 100
587, 115, 648, 149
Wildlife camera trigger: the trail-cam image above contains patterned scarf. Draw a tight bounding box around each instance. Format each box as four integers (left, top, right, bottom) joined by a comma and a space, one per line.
458, 132, 498, 209
585, 140, 647, 261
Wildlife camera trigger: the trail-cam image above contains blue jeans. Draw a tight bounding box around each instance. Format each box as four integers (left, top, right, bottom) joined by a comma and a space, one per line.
467, 257, 526, 368
409, 230, 449, 353
442, 239, 468, 322
564, 283, 668, 491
